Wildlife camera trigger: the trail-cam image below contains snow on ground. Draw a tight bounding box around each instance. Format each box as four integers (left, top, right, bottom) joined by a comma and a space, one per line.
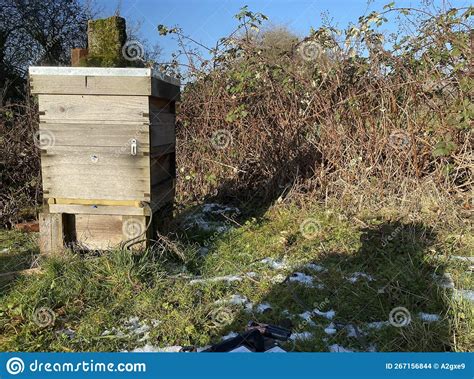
182, 204, 241, 233
132, 345, 183, 353
324, 323, 337, 335
365, 321, 389, 330
299, 311, 316, 325
260, 257, 289, 270
313, 309, 336, 320
346, 272, 374, 283
290, 331, 313, 341
455, 289, 474, 303
418, 312, 441, 322
190, 275, 243, 285
222, 332, 239, 341
304, 263, 327, 272
329, 344, 354, 352
435, 272, 455, 289
255, 303, 272, 313
289, 272, 314, 285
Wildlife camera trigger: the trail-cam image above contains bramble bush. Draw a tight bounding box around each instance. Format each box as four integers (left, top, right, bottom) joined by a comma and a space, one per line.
168, 4, 472, 208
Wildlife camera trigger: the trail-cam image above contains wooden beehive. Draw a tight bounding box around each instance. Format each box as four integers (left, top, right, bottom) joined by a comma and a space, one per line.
29, 66, 180, 252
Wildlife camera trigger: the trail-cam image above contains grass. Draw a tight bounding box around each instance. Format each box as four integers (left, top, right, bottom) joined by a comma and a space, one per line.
0, 202, 472, 352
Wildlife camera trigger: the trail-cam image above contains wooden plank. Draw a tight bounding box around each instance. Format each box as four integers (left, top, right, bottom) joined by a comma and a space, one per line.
39, 213, 65, 254
38, 94, 149, 122
75, 214, 123, 250
122, 215, 148, 250
150, 179, 175, 211
149, 97, 173, 113
151, 77, 180, 101
149, 113, 176, 147
39, 123, 149, 147
41, 149, 150, 167
38, 213, 52, 254
49, 204, 150, 216
42, 175, 150, 202
151, 154, 174, 186
49, 198, 142, 207
30, 75, 152, 95
150, 144, 175, 157
42, 164, 150, 182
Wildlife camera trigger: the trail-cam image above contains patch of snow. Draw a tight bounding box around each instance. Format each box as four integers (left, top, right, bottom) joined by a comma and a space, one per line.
313, 309, 336, 320
366, 321, 389, 330
265, 346, 287, 353
1, 248, 9, 254
55, 328, 75, 339
324, 323, 337, 335
201, 203, 241, 216
229, 346, 252, 353
190, 275, 242, 285
222, 332, 239, 341
246, 272, 258, 278
418, 312, 441, 322
289, 272, 314, 285
329, 344, 354, 353
455, 289, 474, 303
436, 273, 455, 289
125, 317, 150, 337
260, 258, 288, 270
304, 263, 326, 272
436, 255, 474, 263
132, 344, 183, 353
290, 332, 313, 341
345, 324, 362, 338
299, 311, 315, 325
196, 346, 211, 352
216, 294, 249, 306
367, 344, 378, 352
346, 272, 374, 283
255, 303, 272, 313
101, 328, 125, 338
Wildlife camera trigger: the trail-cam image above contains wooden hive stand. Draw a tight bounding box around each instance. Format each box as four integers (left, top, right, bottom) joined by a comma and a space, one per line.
29, 67, 180, 252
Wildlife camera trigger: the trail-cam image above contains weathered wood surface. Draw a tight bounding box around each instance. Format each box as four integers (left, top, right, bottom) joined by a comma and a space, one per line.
49, 204, 150, 216
75, 214, 123, 250
38, 95, 149, 122
30, 67, 179, 253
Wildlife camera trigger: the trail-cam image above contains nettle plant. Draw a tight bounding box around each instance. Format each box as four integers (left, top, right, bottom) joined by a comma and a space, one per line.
157, 4, 472, 204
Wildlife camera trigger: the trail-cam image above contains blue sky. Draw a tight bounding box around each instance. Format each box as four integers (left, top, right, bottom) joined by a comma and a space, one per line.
94, 0, 471, 61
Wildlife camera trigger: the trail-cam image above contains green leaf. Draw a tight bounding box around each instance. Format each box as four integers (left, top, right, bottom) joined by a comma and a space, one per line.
384, 2, 395, 10
432, 140, 457, 157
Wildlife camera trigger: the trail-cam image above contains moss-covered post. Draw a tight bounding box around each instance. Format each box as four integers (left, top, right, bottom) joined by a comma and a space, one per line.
84, 16, 128, 67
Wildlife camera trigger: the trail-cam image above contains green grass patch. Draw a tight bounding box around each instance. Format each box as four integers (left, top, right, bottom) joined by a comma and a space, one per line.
0, 204, 472, 352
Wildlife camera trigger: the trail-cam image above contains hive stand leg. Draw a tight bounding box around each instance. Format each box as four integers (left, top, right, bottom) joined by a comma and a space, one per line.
122, 215, 148, 250
39, 213, 66, 255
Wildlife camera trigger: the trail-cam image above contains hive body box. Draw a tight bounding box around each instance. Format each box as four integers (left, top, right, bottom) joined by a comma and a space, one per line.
29, 67, 180, 252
